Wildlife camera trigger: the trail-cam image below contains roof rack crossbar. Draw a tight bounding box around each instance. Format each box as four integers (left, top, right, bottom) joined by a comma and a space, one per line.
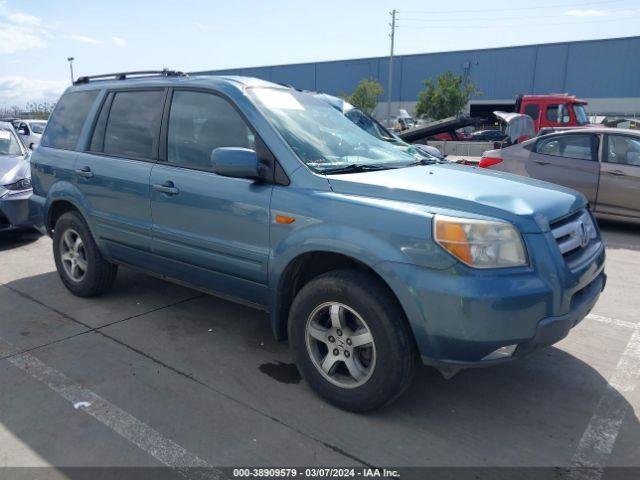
74, 69, 188, 85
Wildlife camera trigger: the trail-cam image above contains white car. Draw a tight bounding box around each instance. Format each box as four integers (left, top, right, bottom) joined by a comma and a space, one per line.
15, 119, 47, 149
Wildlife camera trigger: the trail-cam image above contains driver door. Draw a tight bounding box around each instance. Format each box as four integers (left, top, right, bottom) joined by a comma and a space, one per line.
596, 134, 640, 219
150, 89, 273, 305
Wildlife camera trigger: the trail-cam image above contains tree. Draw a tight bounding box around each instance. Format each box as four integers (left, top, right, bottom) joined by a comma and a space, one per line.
415, 71, 478, 120
343, 79, 384, 115
0, 101, 56, 120
25, 101, 56, 118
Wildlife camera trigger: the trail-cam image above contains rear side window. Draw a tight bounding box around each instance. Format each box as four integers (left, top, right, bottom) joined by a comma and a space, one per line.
536, 134, 595, 161
41, 90, 99, 150
523, 104, 539, 120
103, 90, 164, 160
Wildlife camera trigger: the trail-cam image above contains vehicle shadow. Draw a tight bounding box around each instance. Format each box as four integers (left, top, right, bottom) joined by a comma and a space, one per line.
597, 219, 640, 251
0, 268, 638, 469
0, 228, 42, 252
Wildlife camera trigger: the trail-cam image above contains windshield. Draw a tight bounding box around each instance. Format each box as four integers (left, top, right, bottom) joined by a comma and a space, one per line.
0, 129, 23, 156
248, 88, 415, 173
574, 104, 589, 125
29, 122, 46, 134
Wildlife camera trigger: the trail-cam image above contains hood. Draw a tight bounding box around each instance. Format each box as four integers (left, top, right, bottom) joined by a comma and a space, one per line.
326, 163, 585, 233
0, 155, 30, 186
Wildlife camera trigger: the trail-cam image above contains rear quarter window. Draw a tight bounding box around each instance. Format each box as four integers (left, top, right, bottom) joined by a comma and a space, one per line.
41, 90, 99, 150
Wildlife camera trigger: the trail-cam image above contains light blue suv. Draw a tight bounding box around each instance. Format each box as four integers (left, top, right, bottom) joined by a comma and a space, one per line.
30, 71, 606, 411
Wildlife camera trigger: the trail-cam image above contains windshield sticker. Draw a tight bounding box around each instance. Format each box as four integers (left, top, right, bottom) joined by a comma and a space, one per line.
0, 130, 11, 140
254, 89, 304, 110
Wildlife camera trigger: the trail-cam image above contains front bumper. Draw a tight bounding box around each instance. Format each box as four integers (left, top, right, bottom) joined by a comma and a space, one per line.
376, 231, 606, 367
0, 188, 33, 229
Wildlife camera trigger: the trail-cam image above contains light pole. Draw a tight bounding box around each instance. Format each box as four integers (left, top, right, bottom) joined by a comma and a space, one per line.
387, 9, 397, 127
67, 57, 75, 84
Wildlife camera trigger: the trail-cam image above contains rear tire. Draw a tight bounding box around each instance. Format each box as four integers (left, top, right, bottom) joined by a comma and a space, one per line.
53, 211, 117, 297
288, 269, 417, 412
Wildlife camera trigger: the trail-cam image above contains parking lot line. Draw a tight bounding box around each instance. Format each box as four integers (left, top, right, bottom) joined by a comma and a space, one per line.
587, 313, 638, 330
2, 337, 220, 479
570, 326, 640, 479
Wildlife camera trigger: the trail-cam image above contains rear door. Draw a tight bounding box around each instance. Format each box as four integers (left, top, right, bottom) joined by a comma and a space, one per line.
526, 133, 600, 205
149, 89, 273, 305
75, 88, 166, 264
596, 134, 640, 219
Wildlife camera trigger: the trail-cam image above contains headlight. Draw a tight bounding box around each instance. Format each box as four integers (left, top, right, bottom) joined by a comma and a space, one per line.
434, 214, 527, 269
4, 178, 32, 191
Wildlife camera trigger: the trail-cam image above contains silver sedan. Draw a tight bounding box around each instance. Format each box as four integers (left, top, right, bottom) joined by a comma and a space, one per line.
0, 121, 32, 230
480, 128, 640, 224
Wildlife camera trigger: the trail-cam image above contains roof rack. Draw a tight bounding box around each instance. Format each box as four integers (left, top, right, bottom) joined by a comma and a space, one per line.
74, 69, 188, 85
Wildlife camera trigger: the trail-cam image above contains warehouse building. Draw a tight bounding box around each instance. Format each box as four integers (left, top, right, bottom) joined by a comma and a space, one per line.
196, 35, 640, 120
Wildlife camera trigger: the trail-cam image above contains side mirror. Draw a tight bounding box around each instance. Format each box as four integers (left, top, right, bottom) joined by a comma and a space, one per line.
211, 147, 264, 180
17, 127, 28, 135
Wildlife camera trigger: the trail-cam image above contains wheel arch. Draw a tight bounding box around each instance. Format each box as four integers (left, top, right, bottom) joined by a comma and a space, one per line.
43, 182, 93, 236
270, 250, 410, 342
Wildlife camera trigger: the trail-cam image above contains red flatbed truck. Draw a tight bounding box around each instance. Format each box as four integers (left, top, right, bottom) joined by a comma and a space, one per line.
515, 94, 591, 133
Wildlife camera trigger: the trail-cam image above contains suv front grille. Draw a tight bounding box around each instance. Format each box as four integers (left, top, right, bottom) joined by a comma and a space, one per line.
550, 209, 598, 259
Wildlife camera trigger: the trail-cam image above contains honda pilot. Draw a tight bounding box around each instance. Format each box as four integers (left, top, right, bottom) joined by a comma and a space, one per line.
29, 71, 606, 411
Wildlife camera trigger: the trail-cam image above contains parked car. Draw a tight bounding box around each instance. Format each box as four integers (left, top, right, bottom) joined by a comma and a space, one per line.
0, 121, 32, 230
15, 119, 47, 149
30, 72, 605, 411
409, 143, 446, 161
314, 93, 443, 162
468, 130, 508, 142
480, 128, 640, 223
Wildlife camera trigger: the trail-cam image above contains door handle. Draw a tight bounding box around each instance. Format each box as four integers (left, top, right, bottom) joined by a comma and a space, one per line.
534, 160, 550, 166
153, 181, 180, 195
75, 166, 94, 178
607, 170, 626, 176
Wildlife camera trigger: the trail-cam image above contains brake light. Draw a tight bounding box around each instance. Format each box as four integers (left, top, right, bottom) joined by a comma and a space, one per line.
479, 157, 503, 168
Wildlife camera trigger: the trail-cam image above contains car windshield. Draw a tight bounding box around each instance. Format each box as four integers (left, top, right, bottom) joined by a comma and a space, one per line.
0, 128, 23, 156
30, 122, 46, 134
248, 88, 415, 173
574, 105, 589, 125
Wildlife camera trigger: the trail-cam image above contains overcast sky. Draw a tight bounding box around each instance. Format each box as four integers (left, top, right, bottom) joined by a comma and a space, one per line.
1, 0, 639, 107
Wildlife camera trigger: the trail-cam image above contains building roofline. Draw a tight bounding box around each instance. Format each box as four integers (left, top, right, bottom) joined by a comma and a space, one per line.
192, 35, 640, 74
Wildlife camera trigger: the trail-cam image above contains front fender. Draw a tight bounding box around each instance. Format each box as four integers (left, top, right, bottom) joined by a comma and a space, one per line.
267, 225, 404, 340
267, 187, 458, 340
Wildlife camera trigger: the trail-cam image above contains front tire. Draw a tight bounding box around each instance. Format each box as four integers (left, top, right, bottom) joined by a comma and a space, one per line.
53, 211, 117, 297
288, 269, 417, 412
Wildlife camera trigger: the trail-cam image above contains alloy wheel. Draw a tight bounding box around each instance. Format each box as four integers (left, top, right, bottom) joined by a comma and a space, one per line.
305, 302, 376, 388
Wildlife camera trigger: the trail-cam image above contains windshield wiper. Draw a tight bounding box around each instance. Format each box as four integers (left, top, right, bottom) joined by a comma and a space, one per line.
404, 157, 440, 167
320, 163, 397, 175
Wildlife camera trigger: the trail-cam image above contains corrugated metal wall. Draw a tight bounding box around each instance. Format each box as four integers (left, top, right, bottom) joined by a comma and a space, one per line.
195, 36, 640, 103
